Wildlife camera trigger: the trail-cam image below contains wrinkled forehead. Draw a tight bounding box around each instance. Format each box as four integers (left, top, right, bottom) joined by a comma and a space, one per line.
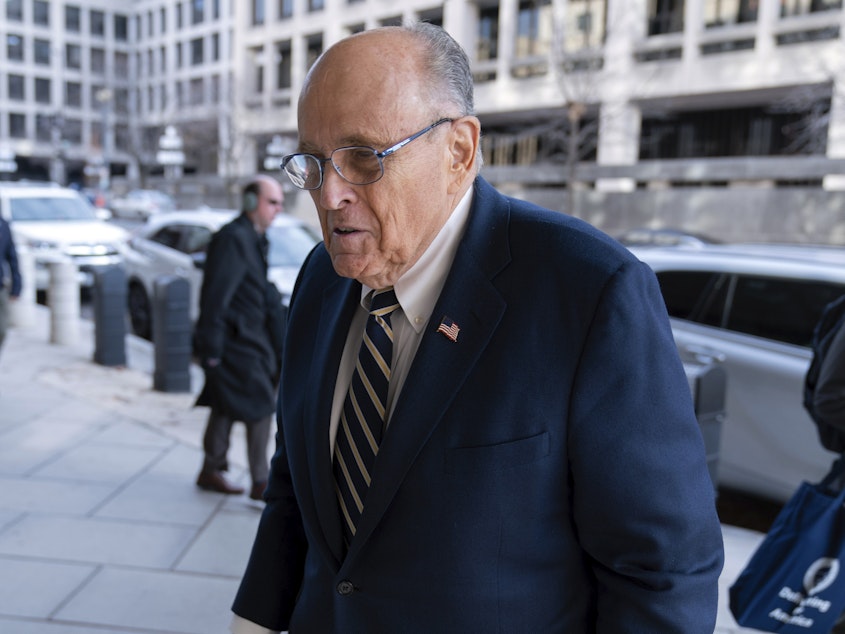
297, 31, 431, 149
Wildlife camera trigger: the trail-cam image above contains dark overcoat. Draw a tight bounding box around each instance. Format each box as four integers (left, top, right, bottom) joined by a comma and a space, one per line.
194, 213, 283, 423
233, 177, 724, 632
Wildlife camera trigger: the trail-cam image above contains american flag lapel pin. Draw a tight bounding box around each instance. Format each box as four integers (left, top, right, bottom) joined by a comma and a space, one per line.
436, 316, 460, 342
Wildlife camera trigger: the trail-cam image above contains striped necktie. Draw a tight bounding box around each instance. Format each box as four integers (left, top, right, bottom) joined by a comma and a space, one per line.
334, 288, 400, 547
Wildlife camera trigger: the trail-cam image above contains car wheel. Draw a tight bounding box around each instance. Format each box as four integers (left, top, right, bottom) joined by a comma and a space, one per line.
128, 282, 152, 340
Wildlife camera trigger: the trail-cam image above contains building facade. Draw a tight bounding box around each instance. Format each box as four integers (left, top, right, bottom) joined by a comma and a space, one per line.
2, 0, 845, 240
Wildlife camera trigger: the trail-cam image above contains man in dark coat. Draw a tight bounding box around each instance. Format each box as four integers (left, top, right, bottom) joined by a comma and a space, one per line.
193, 175, 285, 500
0, 215, 21, 360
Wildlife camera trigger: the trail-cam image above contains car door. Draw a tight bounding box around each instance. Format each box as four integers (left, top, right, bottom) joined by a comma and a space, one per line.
657, 269, 845, 502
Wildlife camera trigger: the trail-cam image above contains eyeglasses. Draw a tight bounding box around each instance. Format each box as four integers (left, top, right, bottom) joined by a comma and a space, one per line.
280, 118, 453, 190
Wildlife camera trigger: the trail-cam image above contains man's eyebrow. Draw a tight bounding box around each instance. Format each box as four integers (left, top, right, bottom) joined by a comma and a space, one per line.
298, 134, 385, 155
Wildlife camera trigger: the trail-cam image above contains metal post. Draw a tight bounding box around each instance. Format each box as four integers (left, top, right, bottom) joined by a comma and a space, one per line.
152, 275, 191, 393
48, 258, 80, 345
92, 266, 127, 366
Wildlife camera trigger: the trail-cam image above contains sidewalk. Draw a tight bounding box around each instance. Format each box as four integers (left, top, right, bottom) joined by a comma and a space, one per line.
0, 305, 766, 633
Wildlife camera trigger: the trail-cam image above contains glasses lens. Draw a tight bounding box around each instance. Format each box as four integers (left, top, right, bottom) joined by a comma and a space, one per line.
332, 147, 383, 185
283, 154, 322, 190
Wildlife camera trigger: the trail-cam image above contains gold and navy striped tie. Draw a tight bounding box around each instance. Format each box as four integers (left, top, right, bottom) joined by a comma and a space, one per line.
334, 288, 400, 547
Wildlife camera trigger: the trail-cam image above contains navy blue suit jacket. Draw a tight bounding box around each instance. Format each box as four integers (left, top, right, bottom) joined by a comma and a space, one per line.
233, 177, 724, 632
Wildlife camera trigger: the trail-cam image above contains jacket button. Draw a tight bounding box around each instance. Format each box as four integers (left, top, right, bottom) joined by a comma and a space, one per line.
337, 580, 354, 595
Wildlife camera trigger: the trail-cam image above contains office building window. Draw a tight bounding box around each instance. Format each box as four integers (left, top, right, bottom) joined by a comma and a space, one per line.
648, 0, 684, 35
190, 77, 203, 105
9, 113, 26, 138
276, 40, 292, 89
191, 37, 204, 65
253, 0, 265, 25
705, 0, 758, 26
65, 5, 80, 31
34, 0, 49, 26
147, 48, 154, 74
91, 47, 106, 74
8, 74, 24, 100
115, 123, 130, 151
306, 33, 323, 70
161, 7, 167, 32
212, 33, 220, 60
177, 41, 183, 68
66, 43, 81, 69
115, 14, 128, 41
7, 34, 24, 61
176, 81, 184, 107
478, 5, 499, 61
35, 77, 51, 104
91, 10, 105, 37
213, 0, 220, 19
560, 0, 607, 50
115, 51, 129, 76
279, 0, 293, 19
515, 0, 551, 58
115, 87, 129, 114
250, 46, 264, 93
65, 81, 82, 107
309, 0, 324, 11
161, 45, 167, 71
177, 2, 183, 29
147, 86, 155, 112
35, 113, 51, 142
34, 39, 51, 65
62, 117, 82, 144
193, 0, 204, 24
210, 73, 220, 101
148, 10, 154, 36
781, 0, 842, 16
6, 0, 22, 21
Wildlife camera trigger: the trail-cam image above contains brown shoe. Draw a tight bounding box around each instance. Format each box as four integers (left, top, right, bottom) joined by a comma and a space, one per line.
196, 470, 245, 495
249, 481, 267, 501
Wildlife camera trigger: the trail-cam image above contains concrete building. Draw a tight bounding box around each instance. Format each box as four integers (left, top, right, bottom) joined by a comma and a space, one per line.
2, 0, 845, 241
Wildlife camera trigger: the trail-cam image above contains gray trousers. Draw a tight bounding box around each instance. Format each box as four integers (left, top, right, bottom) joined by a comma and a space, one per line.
201, 407, 272, 484
0, 288, 9, 358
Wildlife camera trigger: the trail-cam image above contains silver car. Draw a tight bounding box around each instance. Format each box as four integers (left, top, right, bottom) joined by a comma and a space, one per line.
120, 209, 320, 339
630, 242, 845, 503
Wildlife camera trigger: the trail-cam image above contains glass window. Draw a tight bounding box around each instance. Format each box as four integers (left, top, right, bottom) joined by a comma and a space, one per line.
9, 113, 26, 138
279, 0, 293, 19
115, 87, 129, 114
309, 0, 324, 11
176, 2, 183, 29
35, 113, 52, 142
478, 6, 499, 61
6, 0, 22, 21
177, 41, 183, 68
34, 38, 51, 65
115, 123, 130, 151
66, 43, 81, 69
306, 33, 322, 70
193, 0, 204, 24
161, 45, 167, 71
115, 51, 129, 76
115, 14, 128, 40
160, 7, 167, 32
7, 34, 24, 61
276, 40, 292, 89
91, 10, 105, 36
65, 81, 82, 107
648, 0, 685, 36
252, 0, 265, 25
34, 0, 49, 26
212, 33, 220, 60
656, 271, 728, 326
191, 37, 204, 65
65, 5, 80, 31
781, 0, 842, 16
91, 47, 106, 74
147, 10, 154, 36
151, 226, 183, 249
213, 0, 220, 19
189, 77, 203, 104
726, 276, 845, 346
8, 74, 24, 100
35, 77, 51, 104
515, 0, 552, 58
704, 0, 758, 26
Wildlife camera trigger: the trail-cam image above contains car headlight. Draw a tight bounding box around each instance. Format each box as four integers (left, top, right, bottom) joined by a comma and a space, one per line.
27, 239, 59, 251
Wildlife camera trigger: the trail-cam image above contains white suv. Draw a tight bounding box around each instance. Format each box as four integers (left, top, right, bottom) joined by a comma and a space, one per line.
631, 242, 845, 503
0, 182, 129, 291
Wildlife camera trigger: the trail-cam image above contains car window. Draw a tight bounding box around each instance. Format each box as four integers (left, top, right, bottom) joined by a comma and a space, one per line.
655, 270, 730, 327
149, 226, 183, 250
9, 195, 99, 221
266, 224, 320, 267
726, 276, 845, 347
183, 226, 213, 254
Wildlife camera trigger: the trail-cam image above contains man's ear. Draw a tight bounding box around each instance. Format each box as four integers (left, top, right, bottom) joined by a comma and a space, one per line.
446, 116, 481, 194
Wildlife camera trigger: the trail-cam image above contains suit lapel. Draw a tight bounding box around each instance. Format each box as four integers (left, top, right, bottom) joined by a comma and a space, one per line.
344, 179, 511, 561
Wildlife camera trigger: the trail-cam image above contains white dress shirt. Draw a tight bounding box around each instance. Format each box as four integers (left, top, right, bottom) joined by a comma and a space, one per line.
231, 188, 473, 634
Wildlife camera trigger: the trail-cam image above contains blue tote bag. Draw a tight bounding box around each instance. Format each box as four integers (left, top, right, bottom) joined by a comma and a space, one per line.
729, 458, 845, 632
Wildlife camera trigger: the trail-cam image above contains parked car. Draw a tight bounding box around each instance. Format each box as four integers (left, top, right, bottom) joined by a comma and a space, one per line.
617, 227, 720, 248
109, 189, 176, 220
0, 182, 128, 291
120, 209, 321, 339
630, 242, 845, 503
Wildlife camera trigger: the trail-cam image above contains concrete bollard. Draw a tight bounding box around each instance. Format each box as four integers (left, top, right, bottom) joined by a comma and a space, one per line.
152, 275, 192, 393
92, 266, 127, 367
9, 246, 36, 329
48, 258, 80, 345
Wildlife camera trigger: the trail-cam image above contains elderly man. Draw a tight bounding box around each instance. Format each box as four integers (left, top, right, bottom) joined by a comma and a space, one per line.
232, 23, 723, 633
